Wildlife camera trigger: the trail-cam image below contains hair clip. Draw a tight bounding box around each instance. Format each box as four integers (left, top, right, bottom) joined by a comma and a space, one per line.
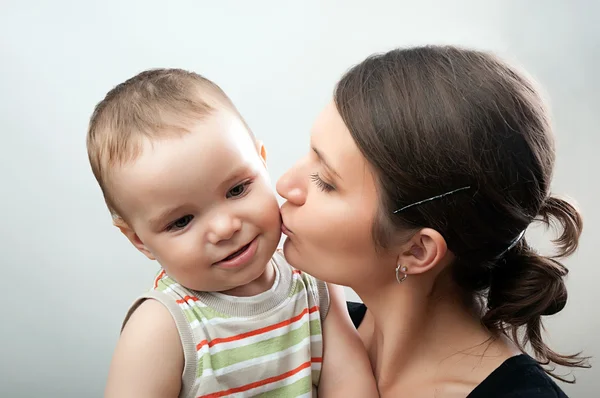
495, 230, 526, 260
393, 186, 471, 214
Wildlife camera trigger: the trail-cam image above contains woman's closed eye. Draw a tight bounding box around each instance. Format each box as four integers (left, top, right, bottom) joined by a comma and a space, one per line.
310, 173, 335, 192
167, 215, 194, 231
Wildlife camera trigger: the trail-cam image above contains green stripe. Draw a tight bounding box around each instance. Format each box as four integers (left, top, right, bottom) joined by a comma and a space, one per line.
198, 349, 213, 378
183, 305, 232, 321
309, 318, 321, 336
300, 273, 316, 292
198, 320, 314, 374
183, 307, 204, 324
287, 278, 304, 298
155, 276, 176, 291
256, 375, 313, 397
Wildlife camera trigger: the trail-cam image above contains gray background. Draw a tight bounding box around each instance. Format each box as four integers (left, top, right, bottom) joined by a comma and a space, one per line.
1, 0, 597, 396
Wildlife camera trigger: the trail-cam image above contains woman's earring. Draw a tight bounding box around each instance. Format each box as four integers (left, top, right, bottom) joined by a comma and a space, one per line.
395, 264, 408, 284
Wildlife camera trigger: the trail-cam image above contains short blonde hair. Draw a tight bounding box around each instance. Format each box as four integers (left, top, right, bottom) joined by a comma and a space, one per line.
87, 68, 250, 218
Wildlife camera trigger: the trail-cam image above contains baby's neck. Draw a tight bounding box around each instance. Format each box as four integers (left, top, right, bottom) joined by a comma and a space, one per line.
220, 259, 277, 297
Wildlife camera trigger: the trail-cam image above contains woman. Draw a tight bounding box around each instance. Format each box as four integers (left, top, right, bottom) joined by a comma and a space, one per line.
276, 45, 589, 397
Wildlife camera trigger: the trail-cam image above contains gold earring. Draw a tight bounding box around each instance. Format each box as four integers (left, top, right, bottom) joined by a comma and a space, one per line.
395, 264, 408, 284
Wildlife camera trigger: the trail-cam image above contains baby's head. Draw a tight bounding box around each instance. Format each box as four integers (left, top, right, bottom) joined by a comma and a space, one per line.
87, 69, 281, 293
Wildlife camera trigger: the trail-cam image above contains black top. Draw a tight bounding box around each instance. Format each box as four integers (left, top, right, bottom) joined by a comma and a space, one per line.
347, 302, 568, 397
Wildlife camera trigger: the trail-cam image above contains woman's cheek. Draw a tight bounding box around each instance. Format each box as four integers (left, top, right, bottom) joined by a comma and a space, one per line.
309, 202, 354, 251
307, 199, 337, 236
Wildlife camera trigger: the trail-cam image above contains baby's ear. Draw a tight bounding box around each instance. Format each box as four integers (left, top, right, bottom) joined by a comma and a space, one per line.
113, 217, 156, 260
113, 217, 129, 235
257, 140, 267, 165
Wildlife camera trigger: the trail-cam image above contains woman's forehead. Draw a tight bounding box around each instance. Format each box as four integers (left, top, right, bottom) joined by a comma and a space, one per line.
311, 102, 373, 183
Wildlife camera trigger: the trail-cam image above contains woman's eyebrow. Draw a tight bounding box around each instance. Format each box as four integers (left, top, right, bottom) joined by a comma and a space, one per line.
312, 146, 342, 180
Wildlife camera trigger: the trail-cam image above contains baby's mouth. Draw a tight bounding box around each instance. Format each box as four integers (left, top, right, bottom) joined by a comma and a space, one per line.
220, 242, 251, 262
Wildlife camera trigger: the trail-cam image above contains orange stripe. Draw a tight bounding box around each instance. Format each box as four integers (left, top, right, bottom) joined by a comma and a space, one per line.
311, 357, 322, 363
198, 361, 312, 398
196, 306, 319, 351
153, 270, 166, 289
175, 295, 199, 304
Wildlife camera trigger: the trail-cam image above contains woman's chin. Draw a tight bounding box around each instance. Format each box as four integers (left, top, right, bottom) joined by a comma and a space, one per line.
282, 239, 334, 282
283, 239, 313, 273
282, 238, 298, 264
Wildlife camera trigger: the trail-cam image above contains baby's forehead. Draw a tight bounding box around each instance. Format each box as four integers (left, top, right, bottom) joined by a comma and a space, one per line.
108, 120, 262, 207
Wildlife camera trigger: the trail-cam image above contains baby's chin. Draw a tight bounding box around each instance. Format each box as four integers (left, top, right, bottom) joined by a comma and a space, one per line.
216, 266, 276, 297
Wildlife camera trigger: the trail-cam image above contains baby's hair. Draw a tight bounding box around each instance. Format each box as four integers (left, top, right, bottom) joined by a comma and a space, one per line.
87, 68, 251, 219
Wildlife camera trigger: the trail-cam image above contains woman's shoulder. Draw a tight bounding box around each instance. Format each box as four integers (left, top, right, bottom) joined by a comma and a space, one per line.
468, 355, 569, 398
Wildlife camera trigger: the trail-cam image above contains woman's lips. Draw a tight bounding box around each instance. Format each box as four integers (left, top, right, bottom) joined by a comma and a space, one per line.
281, 222, 292, 236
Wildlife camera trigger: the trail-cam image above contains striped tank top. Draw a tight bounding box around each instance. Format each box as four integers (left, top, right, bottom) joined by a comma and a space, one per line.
123, 251, 330, 398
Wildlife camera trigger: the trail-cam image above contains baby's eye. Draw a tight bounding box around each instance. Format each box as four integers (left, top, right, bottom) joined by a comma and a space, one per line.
167, 215, 194, 231
226, 181, 252, 199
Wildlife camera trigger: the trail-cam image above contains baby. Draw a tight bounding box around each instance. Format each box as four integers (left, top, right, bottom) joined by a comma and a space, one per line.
87, 69, 376, 397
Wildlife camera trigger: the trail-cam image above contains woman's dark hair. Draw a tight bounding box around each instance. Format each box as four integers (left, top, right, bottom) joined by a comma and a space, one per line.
334, 45, 589, 381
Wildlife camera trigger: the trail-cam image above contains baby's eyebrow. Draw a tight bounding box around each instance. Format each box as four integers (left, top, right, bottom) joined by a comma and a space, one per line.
149, 205, 183, 228
220, 165, 254, 189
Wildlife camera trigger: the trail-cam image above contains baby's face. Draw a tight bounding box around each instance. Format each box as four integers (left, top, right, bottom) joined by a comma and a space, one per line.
110, 110, 281, 293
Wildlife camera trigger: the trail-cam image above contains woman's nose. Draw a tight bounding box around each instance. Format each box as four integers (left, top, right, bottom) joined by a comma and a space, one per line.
276, 161, 306, 206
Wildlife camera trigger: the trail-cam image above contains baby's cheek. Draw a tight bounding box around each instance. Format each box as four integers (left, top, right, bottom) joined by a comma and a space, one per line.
264, 197, 282, 225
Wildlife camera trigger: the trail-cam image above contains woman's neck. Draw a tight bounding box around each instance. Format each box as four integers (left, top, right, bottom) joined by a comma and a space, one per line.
356, 274, 515, 396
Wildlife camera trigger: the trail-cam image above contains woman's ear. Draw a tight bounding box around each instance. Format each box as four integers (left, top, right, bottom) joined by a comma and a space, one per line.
396, 228, 448, 277
113, 217, 156, 260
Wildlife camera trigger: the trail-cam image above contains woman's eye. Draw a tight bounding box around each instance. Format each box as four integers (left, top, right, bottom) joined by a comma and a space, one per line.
167, 215, 194, 231
310, 173, 335, 192
227, 181, 251, 198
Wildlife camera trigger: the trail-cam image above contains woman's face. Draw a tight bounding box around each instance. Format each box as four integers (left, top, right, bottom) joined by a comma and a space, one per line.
277, 102, 396, 288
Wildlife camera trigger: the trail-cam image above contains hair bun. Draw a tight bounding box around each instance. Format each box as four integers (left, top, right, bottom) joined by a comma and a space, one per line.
487, 247, 568, 326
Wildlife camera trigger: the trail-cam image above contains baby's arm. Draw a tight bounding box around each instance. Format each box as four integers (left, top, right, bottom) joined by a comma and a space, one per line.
318, 284, 379, 397
104, 299, 183, 398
